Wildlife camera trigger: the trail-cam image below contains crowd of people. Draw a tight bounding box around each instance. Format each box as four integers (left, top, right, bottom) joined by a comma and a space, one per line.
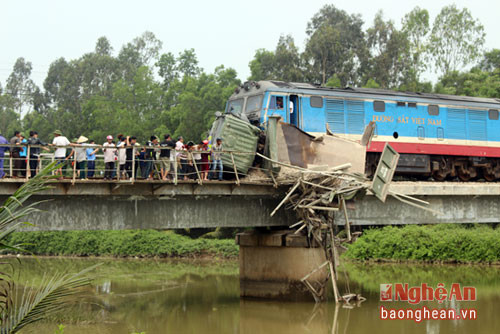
0, 130, 225, 181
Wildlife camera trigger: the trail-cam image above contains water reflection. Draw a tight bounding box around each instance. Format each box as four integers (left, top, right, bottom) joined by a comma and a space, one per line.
9, 257, 498, 334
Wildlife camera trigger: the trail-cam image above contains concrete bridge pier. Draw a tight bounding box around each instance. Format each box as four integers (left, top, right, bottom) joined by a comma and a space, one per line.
236, 230, 328, 302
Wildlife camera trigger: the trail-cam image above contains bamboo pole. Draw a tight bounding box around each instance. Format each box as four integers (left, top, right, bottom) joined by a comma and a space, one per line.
26, 145, 30, 180
297, 205, 339, 211
131, 147, 136, 184
270, 178, 301, 217
327, 215, 341, 303
331, 303, 340, 334
230, 152, 240, 186
51, 154, 54, 176
190, 151, 202, 185
174, 150, 178, 185
341, 196, 352, 242
9, 153, 12, 177
72, 150, 77, 185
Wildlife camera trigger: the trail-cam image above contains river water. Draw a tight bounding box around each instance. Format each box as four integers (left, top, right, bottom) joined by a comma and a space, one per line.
13, 257, 499, 333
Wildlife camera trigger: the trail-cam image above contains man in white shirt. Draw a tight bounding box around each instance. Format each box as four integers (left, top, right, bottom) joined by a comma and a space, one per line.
103, 135, 117, 180
51, 130, 70, 179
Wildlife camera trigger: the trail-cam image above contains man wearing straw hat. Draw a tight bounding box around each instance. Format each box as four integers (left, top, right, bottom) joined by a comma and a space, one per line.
74, 136, 89, 179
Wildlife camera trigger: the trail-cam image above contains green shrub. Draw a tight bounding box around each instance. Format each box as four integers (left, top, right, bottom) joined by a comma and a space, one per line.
8, 230, 238, 258
343, 224, 500, 263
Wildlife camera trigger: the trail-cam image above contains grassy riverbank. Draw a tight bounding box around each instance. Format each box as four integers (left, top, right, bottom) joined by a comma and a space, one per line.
8, 230, 238, 258
8, 224, 500, 263
343, 224, 500, 263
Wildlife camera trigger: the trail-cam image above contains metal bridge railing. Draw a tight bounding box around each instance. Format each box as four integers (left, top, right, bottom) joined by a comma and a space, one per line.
0, 144, 269, 185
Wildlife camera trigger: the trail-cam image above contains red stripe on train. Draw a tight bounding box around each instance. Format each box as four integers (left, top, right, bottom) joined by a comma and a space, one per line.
367, 141, 500, 158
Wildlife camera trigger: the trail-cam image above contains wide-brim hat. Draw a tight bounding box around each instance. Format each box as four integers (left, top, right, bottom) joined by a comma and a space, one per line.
76, 135, 88, 144
53, 130, 63, 135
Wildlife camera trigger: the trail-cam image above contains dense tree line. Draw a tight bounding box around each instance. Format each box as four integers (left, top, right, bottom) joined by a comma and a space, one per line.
0, 32, 240, 143
0, 4, 498, 143
249, 4, 494, 90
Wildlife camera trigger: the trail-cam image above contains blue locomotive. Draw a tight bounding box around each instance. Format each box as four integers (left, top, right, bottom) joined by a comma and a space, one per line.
226, 81, 500, 181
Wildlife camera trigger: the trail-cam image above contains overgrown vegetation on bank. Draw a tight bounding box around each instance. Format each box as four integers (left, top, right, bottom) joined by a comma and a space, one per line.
343, 224, 500, 263
8, 230, 238, 258
8, 225, 500, 262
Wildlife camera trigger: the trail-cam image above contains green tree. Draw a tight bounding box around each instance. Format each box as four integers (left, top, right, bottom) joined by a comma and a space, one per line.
85, 66, 164, 142
479, 49, 500, 72
428, 5, 485, 76
118, 31, 163, 82
435, 68, 500, 98
273, 35, 303, 82
304, 4, 367, 86
247, 35, 302, 82
166, 66, 240, 141
156, 52, 179, 89
177, 49, 201, 78
325, 74, 341, 88
365, 11, 411, 89
248, 49, 276, 81
0, 93, 21, 137
95, 36, 113, 56
401, 7, 430, 87
5, 57, 37, 115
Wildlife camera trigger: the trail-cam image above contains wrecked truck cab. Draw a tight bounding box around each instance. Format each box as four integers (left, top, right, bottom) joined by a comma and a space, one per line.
208, 113, 262, 175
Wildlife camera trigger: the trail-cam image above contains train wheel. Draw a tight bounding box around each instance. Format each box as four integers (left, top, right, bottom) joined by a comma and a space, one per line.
457, 169, 472, 182
482, 168, 497, 182
432, 170, 447, 181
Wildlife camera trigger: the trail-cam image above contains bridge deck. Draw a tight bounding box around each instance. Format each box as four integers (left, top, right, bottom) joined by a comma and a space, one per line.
2, 179, 500, 196
0, 179, 283, 197
1, 180, 499, 230
389, 181, 500, 196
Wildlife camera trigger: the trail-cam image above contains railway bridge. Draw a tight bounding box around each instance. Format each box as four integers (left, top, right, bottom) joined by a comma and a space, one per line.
0, 179, 499, 230
2, 178, 499, 301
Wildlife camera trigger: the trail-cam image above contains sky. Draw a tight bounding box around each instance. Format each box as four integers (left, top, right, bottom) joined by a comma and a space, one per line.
1, 0, 499, 88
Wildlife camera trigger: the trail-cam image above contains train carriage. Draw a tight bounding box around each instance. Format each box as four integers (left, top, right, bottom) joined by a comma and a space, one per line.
226, 80, 500, 181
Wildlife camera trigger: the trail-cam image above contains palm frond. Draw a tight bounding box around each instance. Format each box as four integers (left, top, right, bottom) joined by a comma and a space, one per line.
0, 162, 100, 334
2, 264, 100, 334
0, 162, 59, 234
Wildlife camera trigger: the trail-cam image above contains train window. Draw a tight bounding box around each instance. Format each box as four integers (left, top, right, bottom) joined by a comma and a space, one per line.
227, 99, 244, 114
245, 95, 263, 113
418, 126, 425, 140
374, 101, 385, 112
489, 109, 499, 120
408, 102, 417, 108
397, 101, 406, 107
269, 96, 284, 109
437, 127, 444, 141
310, 96, 324, 108
428, 105, 439, 116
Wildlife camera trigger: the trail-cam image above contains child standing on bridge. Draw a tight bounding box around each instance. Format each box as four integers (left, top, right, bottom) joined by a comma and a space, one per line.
86, 140, 99, 178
